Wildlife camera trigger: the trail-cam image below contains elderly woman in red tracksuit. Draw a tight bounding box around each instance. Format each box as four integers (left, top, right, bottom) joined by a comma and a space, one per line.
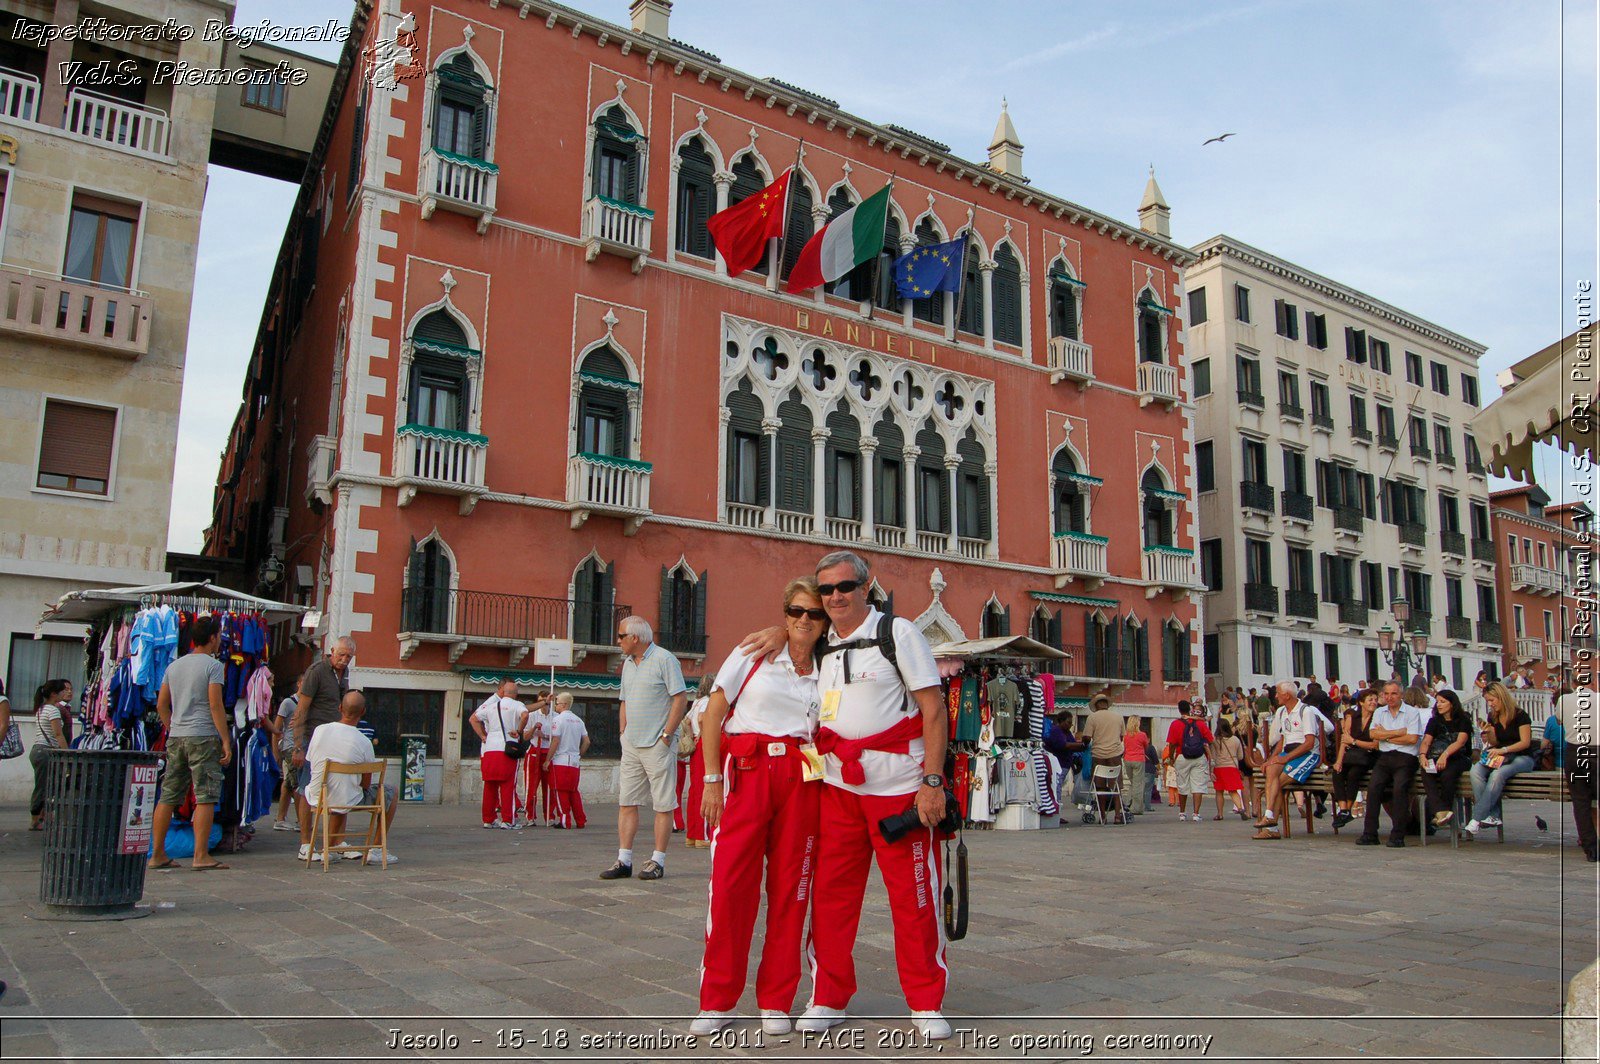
690, 578, 826, 1037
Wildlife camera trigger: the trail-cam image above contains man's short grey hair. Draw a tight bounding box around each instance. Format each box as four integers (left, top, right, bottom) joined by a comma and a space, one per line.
330, 635, 358, 653
554, 692, 573, 708
1275, 680, 1297, 697
621, 616, 653, 642
815, 550, 870, 582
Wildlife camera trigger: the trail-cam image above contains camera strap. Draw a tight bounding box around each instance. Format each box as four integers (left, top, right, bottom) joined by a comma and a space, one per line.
942, 824, 968, 942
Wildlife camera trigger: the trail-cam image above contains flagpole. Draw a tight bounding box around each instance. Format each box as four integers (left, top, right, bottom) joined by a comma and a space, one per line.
771, 138, 804, 290
949, 204, 977, 338
865, 174, 895, 322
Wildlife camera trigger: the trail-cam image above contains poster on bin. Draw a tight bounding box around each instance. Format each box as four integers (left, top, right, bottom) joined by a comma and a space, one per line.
119, 763, 158, 854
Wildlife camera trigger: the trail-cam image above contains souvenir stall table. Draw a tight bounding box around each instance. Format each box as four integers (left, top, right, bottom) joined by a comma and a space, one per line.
928, 636, 1068, 832
40, 582, 308, 853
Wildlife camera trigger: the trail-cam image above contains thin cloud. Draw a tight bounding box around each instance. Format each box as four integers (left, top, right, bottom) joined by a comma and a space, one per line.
1003, 26, 1120, 71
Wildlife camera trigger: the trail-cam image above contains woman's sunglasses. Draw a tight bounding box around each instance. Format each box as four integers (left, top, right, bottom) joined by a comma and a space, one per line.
816, 580, 862, 596
784, 605, 828, 621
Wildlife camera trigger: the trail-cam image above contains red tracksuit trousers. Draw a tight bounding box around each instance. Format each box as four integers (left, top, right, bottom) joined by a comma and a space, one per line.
481, 752, 516, 825
686, 743, 708, 843
549, 764, 586, 828
699, 739, 820, 1012
523, 746, 551, 822
807, 785, 947, 1012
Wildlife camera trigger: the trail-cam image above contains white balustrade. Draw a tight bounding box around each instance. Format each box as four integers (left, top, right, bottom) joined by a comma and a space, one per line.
1515, 636, 1544, 662
1047, 336, 1093, 383
956, 537, 988, 560
1053, 533, 1109, 578
875, 526, 906, 549
64, 88, 169, 155
1138, 361, 1180, 404
774, 509, 814, 536
426, 150, 497, 210
825, 516, 861, 541
915, 531, 947, 554
0, 265, 151, 357
1143, 546, 1194, 588
305, 434, 336, 504
566, 453, 650, 511
726, 502, 764, 529
399, 430, 487, 492
583, 196, 654, 260
0, 66, 39, 122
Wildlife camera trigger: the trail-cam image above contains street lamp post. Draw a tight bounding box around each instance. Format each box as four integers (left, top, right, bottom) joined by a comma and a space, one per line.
1376, 596, 1430, 684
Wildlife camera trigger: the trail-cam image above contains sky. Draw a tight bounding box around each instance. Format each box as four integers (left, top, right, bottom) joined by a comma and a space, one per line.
168, 0, 1598, 553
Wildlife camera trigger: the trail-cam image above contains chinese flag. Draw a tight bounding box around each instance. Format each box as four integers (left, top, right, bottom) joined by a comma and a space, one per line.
707, 169, 790, 277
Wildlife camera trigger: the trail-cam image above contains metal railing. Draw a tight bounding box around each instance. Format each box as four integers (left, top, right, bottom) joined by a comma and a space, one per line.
1351, 424, 1372, 442
1472, 538, 1496, 564
400, 585, 630, 646
1138, 362, 1180, 404
1240, 481, 1276, 513
1477, 620, 1502, 645
1437, 450, 1455, 469
1436, 531, 1464, 557
1446, 616, 1473, 643
1053, 531, 1109, 579
1334, 505, 1364, 534
1237, 387, 1265, 410
1410, 437, 1431, 459
1285, 589, 1318, 619
1398, 521, 1426, 548
1244, 582, 1279, 614
0, 265, 152, 357
1047, 336, 1093, 383
1409, 610, 1433, 637
1282, 491, 1314, 522
64, 88, 170, 155
1338, 601, 1369, 628
657, 628, 708, 655
1045, 643, 1143, 683
1465, 454, 1486, 476
1377, 430, 1400, 450
1277, 400, 1302, 420
1311, 411, 1334, 431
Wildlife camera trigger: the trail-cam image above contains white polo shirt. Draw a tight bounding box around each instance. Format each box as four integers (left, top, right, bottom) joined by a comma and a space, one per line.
817, 609, 941, 797
546, 709, 587, 767
710, 646, 819, 741
524, 707, 554, 749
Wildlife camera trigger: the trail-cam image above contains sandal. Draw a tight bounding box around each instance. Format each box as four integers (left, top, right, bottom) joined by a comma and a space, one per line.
1212, 815, 1225, 821
147, 857, 175, 870
1251, 829, 1281, 840
190, 862, 230, 871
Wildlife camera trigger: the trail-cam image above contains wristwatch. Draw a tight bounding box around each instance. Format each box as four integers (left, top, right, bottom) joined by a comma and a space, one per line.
921, 773, 945, 788
703, 773, 724, 784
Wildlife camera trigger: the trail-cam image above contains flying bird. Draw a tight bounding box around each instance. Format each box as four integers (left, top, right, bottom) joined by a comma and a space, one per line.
1535, 816, 1549, 832
1202, 133, 1236, 146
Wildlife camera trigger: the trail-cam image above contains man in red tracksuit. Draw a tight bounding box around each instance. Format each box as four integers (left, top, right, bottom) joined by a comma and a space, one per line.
795, 551, 952, 1041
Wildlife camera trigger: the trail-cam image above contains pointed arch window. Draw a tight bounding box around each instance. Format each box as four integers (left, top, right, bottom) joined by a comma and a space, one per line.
781, 180, 815, 281
572, 556, 615, 647
592, 104, 643, 204
873, 416, 904, 529
1163, 621, 1192, 682
725, 382, 768, 507
659, 563, 708, 654
1049, 267, 1082, 341
775, 391, 813, 515
1141, 468, 1175, 547
406, 310, 471, 431
958, 237, 985, 336
403, 538, 453, 633
433, 53, 491, 160
991, 243, 1022, 346
1052, 449, 1088, 534
1138, 290, 1167, 364
575, 346, 632, 458
675, 137, 715, 258
956, 431, 990, 540
980, 600, 1009, 639
825, 405, 861, 521
729, 155, 771, 273
1086, 611, 1116, 678
910, 218, 945, 325
915, 424, 948, 534
1032, 606, 1063, 674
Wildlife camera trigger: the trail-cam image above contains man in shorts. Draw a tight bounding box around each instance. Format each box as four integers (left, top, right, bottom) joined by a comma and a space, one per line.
1165, 700, 1214, 822
1254, 681, 1326, 840
147, 615, 232, 871
599, 616, 686, 882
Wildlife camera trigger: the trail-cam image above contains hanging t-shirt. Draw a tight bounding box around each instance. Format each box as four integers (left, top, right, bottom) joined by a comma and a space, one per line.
955, 674, 982, 742
987, 677, 1019, 739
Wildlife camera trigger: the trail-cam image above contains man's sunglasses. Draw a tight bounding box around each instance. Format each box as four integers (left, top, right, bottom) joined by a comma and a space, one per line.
784, 605, 827, 621
816, 580, 862, 597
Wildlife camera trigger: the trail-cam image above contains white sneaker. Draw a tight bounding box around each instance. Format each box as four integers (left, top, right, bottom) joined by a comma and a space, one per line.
911, 1012, 952, 1040
493, 819, 513, 830
689, 1011, 734, 1035
366, 850, 398, 865
761, 1010, 792, 1035
1480, 816, 1502, 827
482, 821, 496, 829
271, 820, 295, 831
1464, 819, 1481, 835
297, 843, 310, 860
794, 1005, 847, 1032
342, 850, 365, 860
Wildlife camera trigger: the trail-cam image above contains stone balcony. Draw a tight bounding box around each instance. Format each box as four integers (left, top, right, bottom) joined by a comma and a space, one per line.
583, 196, 653, 272
1510, 563, 1564, 596
1143, 545, 1197, 599
566, 452, 652, 535
0, 265, 152, 358
1047, 335, 1093, 386
1137, 362, 1180, 407
304, 434, 336, 506
395, 424, 488, 514
420, 148, 498, 233
1052, 531, 1109, 590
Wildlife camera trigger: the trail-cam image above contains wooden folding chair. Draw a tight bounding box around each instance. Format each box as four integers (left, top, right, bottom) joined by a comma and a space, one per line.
305, 760, 389, 871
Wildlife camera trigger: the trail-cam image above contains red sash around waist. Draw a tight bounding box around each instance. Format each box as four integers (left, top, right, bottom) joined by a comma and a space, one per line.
815, 715, 924, 786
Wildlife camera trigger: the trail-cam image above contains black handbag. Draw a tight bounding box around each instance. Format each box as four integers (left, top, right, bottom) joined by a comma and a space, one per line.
498, 704, 526, 760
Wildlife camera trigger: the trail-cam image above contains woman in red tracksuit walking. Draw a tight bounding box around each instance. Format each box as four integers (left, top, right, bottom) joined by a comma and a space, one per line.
690, 578, 826, 1037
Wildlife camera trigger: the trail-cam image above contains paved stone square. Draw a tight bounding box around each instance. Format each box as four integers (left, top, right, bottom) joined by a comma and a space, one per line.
0, 797, 1592, 1062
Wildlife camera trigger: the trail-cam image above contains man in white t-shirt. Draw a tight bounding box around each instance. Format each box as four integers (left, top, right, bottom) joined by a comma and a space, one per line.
1254, 681, 1327, 839
304, 692, 399, 864
543, 693, 591, 828
521, 692, 555, 826
792, 551, 950, 1040
471, 680, 528, 828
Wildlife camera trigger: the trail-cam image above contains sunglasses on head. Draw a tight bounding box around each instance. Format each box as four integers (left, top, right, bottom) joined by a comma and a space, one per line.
784, 605, 827, 621
816, 580, 862, 597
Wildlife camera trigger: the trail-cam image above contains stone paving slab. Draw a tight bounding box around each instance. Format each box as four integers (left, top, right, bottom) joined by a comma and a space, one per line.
0, 799, 1591, 1062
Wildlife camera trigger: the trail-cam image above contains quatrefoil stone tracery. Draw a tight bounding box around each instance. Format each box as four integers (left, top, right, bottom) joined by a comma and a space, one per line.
753, 337, 788, 380
936, 381, 965, 420
802, 349, 837, 391
850, 361, 881, 401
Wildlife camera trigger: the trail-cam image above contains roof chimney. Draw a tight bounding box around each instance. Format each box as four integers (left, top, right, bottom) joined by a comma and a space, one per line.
987, 98, 1023, 179
1138, 167, 1170, 239
629, 0, 671, 38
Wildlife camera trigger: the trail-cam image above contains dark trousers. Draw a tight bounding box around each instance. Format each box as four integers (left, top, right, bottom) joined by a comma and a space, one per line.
1362, 751, 1419, 842
1422, 755, 1469, 821
1566, 744, 1597, 859
1331, 749, 1374, 804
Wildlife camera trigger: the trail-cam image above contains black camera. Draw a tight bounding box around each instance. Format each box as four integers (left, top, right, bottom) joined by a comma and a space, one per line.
878, 791, 960, 842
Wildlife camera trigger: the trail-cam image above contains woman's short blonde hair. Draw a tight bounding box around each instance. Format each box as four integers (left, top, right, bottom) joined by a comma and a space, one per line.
783, 576, 823, 606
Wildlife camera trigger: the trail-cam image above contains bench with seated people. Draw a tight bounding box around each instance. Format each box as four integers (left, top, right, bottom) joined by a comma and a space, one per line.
1253, 767, 1570, 848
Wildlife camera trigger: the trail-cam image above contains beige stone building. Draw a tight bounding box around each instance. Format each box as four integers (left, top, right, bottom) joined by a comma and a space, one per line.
0, 0, 231, 701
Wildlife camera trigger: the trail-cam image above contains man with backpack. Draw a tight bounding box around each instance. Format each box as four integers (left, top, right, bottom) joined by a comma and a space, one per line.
1164, 700, 1214, 822
1254, 681, 1329, 839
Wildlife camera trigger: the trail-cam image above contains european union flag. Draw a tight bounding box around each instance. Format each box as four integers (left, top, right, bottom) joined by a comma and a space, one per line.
894, 234, 967, 300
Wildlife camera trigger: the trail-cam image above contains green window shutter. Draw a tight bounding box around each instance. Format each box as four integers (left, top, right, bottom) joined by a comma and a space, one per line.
659, 565, 674, 637
573, 561, 595, 645
757, 433, 772, 507
693, 570, 709, 645
1000, 605, 1011, 637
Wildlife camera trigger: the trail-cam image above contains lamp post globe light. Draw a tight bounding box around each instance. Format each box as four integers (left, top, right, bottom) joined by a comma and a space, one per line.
1376, 597, 1428, 684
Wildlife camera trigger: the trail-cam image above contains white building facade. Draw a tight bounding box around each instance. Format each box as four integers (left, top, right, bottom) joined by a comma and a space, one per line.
1186, 236, 1501, 693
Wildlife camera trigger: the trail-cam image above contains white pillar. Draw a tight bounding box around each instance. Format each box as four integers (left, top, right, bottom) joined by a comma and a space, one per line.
980, 261, 996, 351
945, 454, 962, 554
859, 436, 878, 543
811, 427, 830, 535
761, 417, 780, 529
1019, 270, 1032, 360
899, 235, 916, 331
985, 460, 999, 559
904, 445, 921, 546
712, 172, 732, 276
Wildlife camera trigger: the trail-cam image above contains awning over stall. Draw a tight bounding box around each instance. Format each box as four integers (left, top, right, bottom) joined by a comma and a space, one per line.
1472, 322, 1598, 480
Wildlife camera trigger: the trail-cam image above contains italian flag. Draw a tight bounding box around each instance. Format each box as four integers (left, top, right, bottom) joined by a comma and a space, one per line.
785, 184, 892, 294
